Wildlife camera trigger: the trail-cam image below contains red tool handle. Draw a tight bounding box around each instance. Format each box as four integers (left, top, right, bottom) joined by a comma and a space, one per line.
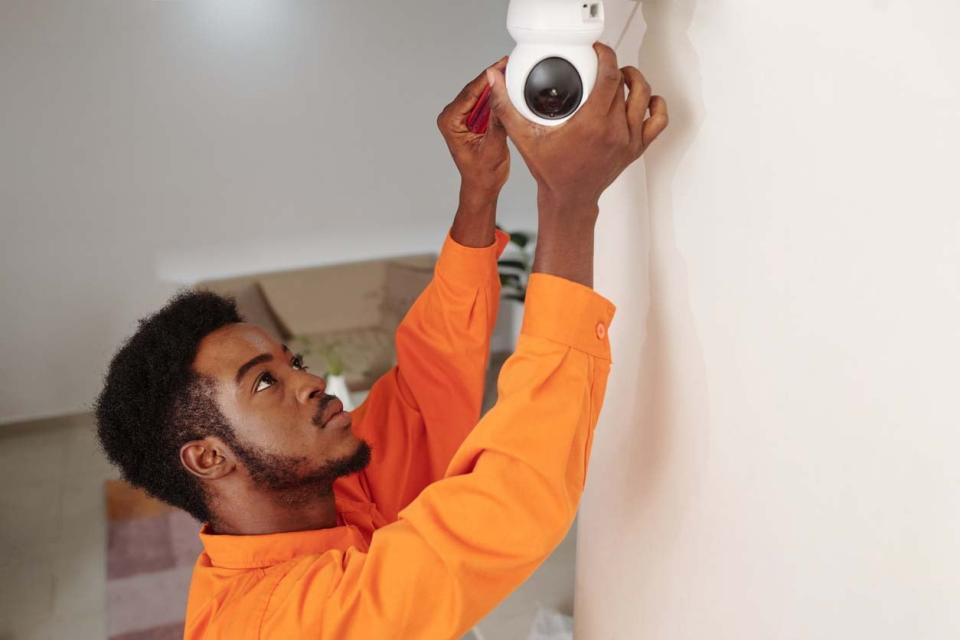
466, 83, 493, 134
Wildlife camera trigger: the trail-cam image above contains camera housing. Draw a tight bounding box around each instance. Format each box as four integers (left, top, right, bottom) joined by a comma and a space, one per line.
506, 0, 605, 127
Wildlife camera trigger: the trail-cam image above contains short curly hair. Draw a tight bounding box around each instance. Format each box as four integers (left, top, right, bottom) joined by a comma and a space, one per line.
94, 289, 243, 522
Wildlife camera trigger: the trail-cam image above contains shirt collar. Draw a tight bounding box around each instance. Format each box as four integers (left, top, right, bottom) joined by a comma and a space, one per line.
198, 521, 369, 570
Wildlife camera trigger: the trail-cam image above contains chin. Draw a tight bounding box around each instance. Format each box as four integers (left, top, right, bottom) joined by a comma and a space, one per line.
334, 426, 362, 453
337, 436, 372, 478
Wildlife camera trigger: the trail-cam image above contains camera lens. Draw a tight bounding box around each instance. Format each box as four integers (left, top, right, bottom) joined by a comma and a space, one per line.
523, 57, 583, 120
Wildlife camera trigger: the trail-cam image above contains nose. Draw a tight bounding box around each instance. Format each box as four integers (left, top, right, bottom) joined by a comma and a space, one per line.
295, 371, 326, 405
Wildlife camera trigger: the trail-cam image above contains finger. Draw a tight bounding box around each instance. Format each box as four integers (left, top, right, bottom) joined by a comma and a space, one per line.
621, 67, 652, 143
579, 42, 624, 117
608, 68, 626, 113
485, 64, 528, 135
606, 69, 630, 140
451, 56, 509, 119
641, 95, 669, 148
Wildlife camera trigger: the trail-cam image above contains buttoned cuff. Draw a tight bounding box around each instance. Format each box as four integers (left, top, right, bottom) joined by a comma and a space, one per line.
435, 227, 511, 286
520, 273, 617, 361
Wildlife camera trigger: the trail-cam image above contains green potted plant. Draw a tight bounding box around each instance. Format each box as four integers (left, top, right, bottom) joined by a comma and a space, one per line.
494, 224, 536, 352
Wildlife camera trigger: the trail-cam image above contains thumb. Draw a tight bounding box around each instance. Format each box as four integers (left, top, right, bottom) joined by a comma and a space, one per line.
485, 66, 524, 134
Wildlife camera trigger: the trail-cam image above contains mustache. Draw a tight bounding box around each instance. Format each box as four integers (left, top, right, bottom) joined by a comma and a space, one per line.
311, 393, 338, 426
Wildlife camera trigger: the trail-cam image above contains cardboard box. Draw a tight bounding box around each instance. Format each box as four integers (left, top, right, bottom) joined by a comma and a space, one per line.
196, 252, 437, 391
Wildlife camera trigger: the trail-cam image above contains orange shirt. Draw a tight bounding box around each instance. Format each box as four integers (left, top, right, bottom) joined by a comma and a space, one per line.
184, 228, 617, 639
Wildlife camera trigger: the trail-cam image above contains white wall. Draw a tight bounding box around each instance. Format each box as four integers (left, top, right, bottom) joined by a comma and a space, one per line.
579, 1, 960, 638
0, 0, 536, 423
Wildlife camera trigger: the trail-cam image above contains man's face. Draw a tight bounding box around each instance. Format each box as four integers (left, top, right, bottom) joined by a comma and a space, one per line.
192, 323, 370, 492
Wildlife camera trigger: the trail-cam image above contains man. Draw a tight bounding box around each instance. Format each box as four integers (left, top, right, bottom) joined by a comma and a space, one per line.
95, 43, 667, 639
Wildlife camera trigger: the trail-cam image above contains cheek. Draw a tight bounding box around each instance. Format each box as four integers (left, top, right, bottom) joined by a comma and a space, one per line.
231, 403, 315, 454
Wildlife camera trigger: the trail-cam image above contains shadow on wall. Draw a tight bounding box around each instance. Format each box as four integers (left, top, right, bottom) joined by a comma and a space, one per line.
624, 0, 711, 519
580, 0, 710, 584
578, 2, 711, 633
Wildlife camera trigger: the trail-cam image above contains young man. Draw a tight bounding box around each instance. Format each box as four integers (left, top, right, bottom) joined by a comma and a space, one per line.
95, 43, 667, 639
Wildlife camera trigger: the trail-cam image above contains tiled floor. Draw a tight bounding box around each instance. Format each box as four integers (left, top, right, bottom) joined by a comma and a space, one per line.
0, 413, 117, 640
0, 410, 575, 640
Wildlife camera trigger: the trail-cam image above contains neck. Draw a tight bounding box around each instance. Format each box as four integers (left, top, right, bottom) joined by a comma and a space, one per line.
210, 483, 340, 535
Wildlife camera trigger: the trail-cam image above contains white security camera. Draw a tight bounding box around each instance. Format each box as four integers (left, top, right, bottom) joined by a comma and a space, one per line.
506, 0, 605, 127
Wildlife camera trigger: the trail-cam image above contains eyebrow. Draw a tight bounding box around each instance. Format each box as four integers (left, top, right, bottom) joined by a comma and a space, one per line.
235, 344, 290, 385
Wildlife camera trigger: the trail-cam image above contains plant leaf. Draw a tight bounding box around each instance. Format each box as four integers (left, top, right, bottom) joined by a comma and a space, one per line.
509, 232, 530, 249
497, 259, 528, 271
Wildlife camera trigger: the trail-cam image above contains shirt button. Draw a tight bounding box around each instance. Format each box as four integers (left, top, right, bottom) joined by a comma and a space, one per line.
595, 322, 606, 339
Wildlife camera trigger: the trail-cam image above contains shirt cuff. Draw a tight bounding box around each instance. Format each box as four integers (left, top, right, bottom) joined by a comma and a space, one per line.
435, 228, 511, 286
521, 273, 617, 361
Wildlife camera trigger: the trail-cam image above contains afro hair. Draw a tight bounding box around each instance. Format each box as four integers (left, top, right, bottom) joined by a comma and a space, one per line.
94, 289, 243, 522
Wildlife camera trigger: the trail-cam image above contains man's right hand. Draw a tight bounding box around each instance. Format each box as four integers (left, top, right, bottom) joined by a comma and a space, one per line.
485, 42, 668, 221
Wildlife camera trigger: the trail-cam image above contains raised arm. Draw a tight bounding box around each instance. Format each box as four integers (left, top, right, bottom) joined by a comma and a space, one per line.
262, 269, 616, 638
296, 42, 668, 637
343, 215, 510, 522
340, 57, 518, 519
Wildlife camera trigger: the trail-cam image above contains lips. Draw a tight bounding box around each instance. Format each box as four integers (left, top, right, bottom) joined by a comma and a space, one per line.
319, 396, 344, 427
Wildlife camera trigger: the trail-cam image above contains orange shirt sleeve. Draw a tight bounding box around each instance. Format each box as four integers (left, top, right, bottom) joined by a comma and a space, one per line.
261, 272, 617, 639
348, 228, 510, 521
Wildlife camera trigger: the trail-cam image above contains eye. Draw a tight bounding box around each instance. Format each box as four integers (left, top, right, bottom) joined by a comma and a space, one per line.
253, 354, 308, 394
254, 372, 276, 393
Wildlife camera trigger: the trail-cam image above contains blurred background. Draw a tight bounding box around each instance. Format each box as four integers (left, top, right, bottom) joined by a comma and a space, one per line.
0, 1, 569, 638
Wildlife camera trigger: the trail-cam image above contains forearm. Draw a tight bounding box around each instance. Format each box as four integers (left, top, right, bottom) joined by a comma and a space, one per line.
361, 207, 506, 517
345, 274, 614, 638
449, 184, 498, 248
532, 193, 598, 289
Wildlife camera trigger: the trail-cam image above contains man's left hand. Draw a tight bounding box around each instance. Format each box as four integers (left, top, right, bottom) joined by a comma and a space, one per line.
437, 56, 510, 197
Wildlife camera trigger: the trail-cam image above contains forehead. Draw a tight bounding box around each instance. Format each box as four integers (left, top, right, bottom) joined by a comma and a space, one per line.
193, 323, 282, 381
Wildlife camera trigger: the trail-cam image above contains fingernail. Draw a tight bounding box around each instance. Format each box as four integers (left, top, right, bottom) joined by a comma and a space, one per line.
485, 68, 496, 87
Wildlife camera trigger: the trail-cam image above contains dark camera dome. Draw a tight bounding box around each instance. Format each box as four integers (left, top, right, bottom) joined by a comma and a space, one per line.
523, 57, 583, 120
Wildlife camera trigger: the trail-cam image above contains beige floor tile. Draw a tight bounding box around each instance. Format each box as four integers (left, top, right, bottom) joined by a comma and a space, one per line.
51, 535, 106, 619
0, 423, 69, 488
0, 553, 56, 627
0, 480, 63, 565
2, 605, 107, 640
49, 608, 105, 640
62, 414, 115, 479
0, 617, 56, 640
59, 463, 110, 541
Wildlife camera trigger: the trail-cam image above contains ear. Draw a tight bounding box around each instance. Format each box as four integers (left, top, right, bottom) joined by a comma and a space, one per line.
180, 437, 235, 481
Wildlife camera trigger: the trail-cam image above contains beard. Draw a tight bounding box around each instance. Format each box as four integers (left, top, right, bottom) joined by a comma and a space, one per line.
228, 433, 372, 501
